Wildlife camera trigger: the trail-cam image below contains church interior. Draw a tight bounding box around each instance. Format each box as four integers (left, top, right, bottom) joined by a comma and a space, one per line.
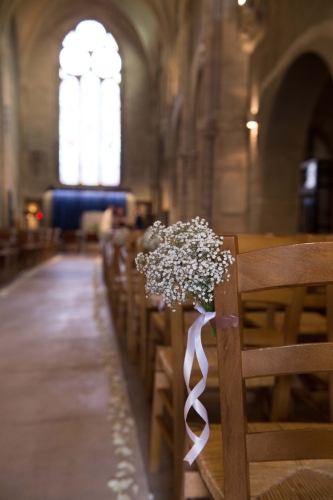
1, 0, 333, 499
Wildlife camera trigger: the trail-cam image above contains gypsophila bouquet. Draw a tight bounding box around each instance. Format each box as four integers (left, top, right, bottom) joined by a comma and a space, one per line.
136, 226, 161, 252
135, 217, 234, 321
113, 227, 129, 246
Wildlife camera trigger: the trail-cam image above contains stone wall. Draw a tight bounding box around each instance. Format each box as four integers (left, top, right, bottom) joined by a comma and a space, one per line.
248, 0, 333, 233
156, 0, 333, 233
0, 19, 20, 226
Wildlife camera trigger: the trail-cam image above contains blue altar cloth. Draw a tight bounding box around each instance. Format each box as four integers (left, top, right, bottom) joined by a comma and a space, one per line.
52, 189, 127, 231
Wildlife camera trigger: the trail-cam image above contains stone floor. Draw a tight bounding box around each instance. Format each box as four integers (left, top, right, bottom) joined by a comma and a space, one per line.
0, 255, 150, 500
117, 336, 173, 500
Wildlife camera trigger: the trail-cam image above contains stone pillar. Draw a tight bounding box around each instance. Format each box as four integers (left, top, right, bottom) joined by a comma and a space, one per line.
181, 148, 197, 221
199, 119, 217, 224
211, 0, 250, 234
0, 33, 6, 226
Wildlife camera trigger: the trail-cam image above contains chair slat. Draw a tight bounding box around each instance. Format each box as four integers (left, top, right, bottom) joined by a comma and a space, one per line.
242, 343, 333, 378
237, 234, 308, 253
246, 428, 333, 462
241, 288, 293, 305
238, 242, 333, 293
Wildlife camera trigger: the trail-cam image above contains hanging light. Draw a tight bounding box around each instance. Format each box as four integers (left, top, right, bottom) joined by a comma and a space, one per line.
238, 0, 247, 5
246, 120, 258, 130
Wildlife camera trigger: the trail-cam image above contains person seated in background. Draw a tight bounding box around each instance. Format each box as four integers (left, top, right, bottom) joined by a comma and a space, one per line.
113, 207, 127, 229
134, 207, 144, 229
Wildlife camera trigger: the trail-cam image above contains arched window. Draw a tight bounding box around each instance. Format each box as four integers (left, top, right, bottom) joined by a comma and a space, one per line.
59, 20, 121, 186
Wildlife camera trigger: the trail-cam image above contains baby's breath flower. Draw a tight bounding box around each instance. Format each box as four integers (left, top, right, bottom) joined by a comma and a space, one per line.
135, 217, 234, 310
137, 226, 161, 251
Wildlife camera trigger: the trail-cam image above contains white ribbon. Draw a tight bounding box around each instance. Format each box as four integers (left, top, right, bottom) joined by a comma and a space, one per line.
158, 298, 165, 312
183, 304, 216, 465
119, 246, 127, 274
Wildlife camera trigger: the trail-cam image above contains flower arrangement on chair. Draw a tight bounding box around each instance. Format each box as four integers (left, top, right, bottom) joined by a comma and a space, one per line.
136, 217, 235, 463
137, 226, 161, 252
135, 217, 233, 318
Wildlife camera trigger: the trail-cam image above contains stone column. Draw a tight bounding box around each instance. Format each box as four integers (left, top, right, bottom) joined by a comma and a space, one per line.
211, 0, 250, 234
181, 148, 197, 221
0, 34, 6, 226
185, 0, 222, 226
198, 118, 218, 224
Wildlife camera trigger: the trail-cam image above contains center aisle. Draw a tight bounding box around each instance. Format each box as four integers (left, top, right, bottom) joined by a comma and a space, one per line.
0, 255, 150, 500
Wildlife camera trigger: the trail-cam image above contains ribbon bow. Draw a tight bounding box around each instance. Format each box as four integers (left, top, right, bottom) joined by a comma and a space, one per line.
183, 304, 239, 465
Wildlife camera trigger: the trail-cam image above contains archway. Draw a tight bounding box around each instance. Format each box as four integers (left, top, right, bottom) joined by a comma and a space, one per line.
261, 53, 333, 233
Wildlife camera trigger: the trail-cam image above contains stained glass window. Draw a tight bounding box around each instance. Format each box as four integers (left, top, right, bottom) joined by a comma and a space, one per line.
59, 20, 121, 186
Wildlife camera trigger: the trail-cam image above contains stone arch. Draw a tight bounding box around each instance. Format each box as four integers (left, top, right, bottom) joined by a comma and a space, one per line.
260, 52, 333, 233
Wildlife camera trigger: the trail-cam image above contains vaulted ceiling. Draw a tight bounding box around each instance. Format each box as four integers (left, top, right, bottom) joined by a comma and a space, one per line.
0, 0, 178, 76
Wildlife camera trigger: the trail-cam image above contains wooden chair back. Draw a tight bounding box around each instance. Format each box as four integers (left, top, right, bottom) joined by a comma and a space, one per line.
236, 233, 308, 253
215, 237, 333, 499
124, 230, 143, 358
106, 239, 121, 279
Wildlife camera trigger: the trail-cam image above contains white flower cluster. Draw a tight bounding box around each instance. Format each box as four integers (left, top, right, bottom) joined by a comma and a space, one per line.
136, 226, 160, 252
135, 217, 234, 310
113, 227, 129, 246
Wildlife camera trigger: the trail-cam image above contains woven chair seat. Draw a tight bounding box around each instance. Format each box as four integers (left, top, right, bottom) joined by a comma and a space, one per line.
196, 423, 333, 499
258, 468, 333, 500
246, 311, 327, 335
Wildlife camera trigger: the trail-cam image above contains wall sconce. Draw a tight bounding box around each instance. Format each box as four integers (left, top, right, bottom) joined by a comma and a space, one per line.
246, 120, 258, 130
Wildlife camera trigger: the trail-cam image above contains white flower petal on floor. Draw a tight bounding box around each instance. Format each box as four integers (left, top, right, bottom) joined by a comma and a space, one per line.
94, 258, 144, 499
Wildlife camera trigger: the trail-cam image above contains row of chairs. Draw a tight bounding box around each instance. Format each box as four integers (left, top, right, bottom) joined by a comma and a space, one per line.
62, 230, 100, 253
103, 231, 333, 499
0, 227, 60, 284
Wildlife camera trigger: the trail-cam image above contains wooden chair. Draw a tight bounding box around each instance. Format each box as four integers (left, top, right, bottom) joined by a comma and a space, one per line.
146, 234, 315, 408
184, 237, 333, 500
142, 234, 312, 395
145, 300, 196, 399
149, 289, 302, 499
104, 238, 122, 315
113, 230, 143, 360
149, 305, 217, 498
148, 234, 331, 498
145, 308, 168, 396
62, 230, 82, 253
124, 230, 143, 360
135, 270, 165, 379
239, 233, 330, 421
0, 235, 18, 283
